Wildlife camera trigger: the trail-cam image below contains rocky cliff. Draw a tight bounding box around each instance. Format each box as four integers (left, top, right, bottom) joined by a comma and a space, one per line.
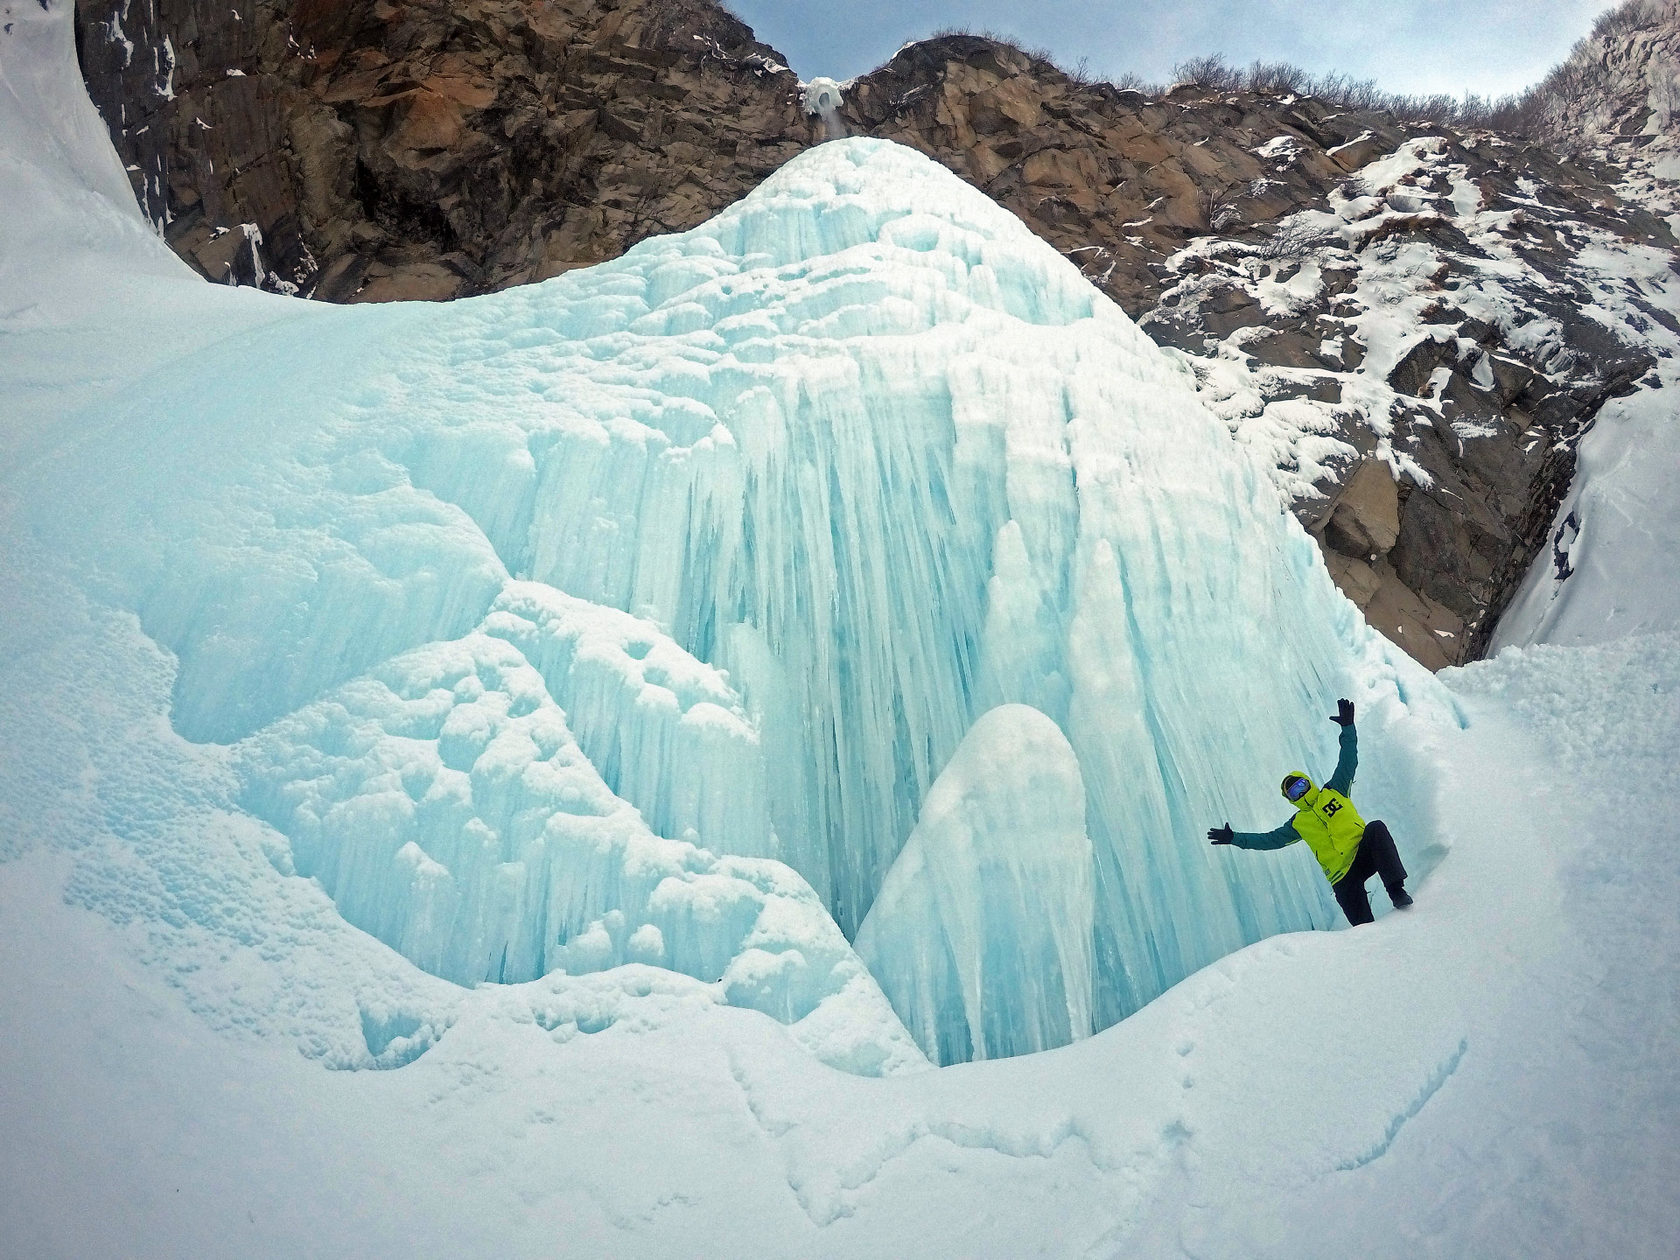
73, 1, 1680, 669
1507, 1, 1680, 220
1516, 1, 1680, 153
73, 0, 816, 299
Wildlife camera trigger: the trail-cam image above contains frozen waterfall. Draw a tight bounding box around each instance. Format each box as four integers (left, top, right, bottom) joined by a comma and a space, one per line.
802, 77, 847, 139
26, 136, 1427, 1063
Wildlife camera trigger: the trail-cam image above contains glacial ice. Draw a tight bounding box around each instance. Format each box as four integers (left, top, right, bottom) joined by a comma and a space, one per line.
21, 133, 1432, 1062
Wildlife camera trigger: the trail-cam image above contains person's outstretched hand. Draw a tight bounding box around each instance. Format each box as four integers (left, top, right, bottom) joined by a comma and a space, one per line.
1208, 824, 1234, 846
1331, 698, 1355, 727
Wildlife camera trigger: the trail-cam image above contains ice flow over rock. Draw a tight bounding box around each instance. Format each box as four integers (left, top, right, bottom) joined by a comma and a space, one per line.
29, 135, 1429, 1062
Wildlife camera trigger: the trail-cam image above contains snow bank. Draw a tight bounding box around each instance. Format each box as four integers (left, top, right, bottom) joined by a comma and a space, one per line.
0, 0, 300, 475
0, 0, 172, 275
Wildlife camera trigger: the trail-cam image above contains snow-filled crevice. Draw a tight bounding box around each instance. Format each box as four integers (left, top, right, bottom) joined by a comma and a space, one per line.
20, 126, 1443, 1068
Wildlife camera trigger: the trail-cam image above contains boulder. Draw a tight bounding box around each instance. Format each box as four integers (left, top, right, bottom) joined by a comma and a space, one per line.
1324, 459, 1402, 560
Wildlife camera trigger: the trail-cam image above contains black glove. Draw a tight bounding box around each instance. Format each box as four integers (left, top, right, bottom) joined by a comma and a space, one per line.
1331, 698, 1355, 727
1208, 824, 1234, 846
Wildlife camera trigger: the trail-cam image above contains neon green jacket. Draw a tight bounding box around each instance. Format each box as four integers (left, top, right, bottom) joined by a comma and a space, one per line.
1230, 724, 1367, 885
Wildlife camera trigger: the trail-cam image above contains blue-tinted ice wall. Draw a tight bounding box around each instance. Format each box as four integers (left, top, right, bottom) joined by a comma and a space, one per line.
28, 138, 1440, 1055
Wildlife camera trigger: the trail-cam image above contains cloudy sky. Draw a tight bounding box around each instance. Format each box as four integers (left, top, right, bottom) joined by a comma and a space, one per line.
725, 0, 1621, 99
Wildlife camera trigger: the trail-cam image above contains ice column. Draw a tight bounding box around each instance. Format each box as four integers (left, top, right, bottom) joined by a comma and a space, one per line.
855, 705, 1096, 1065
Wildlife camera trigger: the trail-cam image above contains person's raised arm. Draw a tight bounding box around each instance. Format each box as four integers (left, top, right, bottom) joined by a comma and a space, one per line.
1209, 820, 1300, 850
1326, 698, 1357, 795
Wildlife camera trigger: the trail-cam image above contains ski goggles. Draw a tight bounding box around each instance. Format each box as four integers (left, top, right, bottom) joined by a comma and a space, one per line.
1284, 776, 1312, 802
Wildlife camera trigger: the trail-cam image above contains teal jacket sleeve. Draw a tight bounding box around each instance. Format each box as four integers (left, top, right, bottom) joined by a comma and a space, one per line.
1230, 820, 1301, 851
1326, 723, 1358, 796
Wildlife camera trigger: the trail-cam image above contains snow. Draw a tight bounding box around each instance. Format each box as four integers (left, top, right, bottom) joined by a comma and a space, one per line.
1252, 135, 1302, 165
1253, 256, 1324, 317
1325, 130, 1374, 161
801, 76, 846, 139
1494, 373, 1680, 647
2, 4, 1679, 1256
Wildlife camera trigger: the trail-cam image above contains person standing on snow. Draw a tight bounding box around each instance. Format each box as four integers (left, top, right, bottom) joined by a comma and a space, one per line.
1207, 698, 1413, 926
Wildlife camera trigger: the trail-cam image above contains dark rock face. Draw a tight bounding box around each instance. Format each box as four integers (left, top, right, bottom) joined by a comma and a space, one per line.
74, 8, 1678, 669
74, 0, 817, 299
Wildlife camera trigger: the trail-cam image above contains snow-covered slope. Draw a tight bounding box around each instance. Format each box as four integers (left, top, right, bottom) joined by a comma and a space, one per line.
1495, 373, 1680, 645
1480, 0, 1680, 648
2, 4, 1677, 1256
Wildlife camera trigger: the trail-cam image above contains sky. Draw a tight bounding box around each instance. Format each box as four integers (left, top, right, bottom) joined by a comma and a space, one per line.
725, 0, 1623, 99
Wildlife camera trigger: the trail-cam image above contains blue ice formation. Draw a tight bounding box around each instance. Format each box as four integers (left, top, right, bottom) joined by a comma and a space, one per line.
856, 704, 1095, 1064
237, 607, 924, 1075
32, 136, 1414, 1064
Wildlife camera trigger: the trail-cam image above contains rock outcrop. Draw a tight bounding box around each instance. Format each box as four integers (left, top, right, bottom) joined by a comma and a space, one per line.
74, 0, 817, 299
74, 4, 1679, 669
1516, 0, 1680, 158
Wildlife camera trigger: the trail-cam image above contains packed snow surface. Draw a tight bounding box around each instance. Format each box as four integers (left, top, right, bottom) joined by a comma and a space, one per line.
3, 5, 1678, 1257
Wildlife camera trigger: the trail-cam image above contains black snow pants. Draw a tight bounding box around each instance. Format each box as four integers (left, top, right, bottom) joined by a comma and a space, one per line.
1330, 820, 1408, 926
